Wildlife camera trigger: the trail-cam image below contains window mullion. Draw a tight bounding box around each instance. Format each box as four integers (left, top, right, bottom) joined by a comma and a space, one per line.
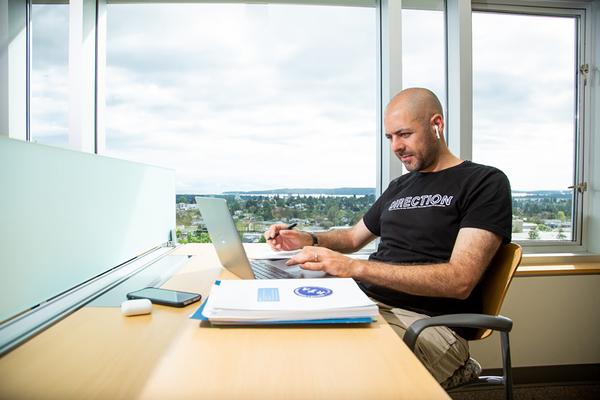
68, 0, 97, 153
446, 0, 472, 160
378, 0, 404, 196
0, 0, 27, 141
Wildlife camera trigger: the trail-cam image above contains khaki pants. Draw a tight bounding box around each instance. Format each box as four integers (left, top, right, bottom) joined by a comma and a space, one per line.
377, 302, 469, 383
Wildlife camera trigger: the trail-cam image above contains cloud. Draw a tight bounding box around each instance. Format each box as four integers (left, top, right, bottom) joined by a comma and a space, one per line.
31, 5, 69, 69
102, 3, 377, 193
30, 4, 579, 193
472, 11, 577, 190
29, 4, 70, 147
30, 66, 69, 146
401, 9, 447, 112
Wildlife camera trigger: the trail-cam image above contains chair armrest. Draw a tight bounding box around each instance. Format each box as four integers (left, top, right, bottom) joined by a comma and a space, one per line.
403, 314, 513, 351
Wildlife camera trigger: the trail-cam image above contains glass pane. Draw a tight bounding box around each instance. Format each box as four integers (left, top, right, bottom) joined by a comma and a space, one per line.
105, 3, 377, 244
30, 3, 69, 148
402, 5, 447, 121
472, 12, 577, 242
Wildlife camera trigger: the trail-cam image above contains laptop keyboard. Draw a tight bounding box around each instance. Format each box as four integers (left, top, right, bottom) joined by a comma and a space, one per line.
250, 259, 295, 279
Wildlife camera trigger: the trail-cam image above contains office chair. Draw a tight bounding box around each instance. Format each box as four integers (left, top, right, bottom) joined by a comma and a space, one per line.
403, 243, 522, 400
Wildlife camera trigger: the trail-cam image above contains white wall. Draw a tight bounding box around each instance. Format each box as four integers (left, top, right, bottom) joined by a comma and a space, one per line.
470, 274, 600, 368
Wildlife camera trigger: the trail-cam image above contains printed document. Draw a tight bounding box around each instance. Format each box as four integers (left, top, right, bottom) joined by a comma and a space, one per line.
248, 249, 301, 260
196, 278, 378, 324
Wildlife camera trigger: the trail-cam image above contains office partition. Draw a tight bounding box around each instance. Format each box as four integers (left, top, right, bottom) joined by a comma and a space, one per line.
0, 137, 174, 322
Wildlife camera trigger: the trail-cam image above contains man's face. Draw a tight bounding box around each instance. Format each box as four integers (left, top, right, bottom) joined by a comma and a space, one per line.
384, 107, 438, 172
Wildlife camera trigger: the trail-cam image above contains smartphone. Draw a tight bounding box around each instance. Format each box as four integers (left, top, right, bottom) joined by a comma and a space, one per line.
126, 287, 202, 307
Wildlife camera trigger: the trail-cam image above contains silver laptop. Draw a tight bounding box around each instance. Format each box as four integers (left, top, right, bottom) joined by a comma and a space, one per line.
195, 197, 326, 279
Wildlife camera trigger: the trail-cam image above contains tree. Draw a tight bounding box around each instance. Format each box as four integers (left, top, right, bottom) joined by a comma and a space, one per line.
327, 205, 340, 223
528, 226, 540, 240
556, 227, 566, 240
260, 206, 274, 221
537, 224, 551, 232
176, 210, 193, 226
189, 231, 211, 243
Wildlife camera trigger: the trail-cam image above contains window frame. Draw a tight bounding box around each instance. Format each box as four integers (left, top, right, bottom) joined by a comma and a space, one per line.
470, 0, 592, 253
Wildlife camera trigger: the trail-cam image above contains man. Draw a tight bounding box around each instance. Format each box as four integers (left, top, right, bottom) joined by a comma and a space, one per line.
264, 88, 512, 387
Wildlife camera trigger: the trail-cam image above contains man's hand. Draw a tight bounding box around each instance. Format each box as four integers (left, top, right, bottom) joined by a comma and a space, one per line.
264, 224, 311, 251
286, 246, 361, 278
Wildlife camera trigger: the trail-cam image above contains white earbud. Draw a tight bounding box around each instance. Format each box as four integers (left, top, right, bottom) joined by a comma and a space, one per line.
434, 125, 440, 140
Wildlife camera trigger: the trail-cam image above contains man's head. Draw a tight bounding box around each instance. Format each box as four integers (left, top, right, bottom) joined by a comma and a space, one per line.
384, 88, 447, 172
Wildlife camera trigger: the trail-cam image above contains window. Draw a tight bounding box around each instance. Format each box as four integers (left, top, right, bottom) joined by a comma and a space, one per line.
104, 2, 377, 243
472, 7, 585, 246
30, 2, 69, 147
6, 0, 595, 254
401, 1, 446, 119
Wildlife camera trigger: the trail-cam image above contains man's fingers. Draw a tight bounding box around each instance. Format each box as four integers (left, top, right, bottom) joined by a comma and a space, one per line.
264, 228, 275, 240
286, 247, 324, 268
298, 261, 321, 271
286, 258, 297, 266
264, 224, 284, 240
286, 251, 312, 265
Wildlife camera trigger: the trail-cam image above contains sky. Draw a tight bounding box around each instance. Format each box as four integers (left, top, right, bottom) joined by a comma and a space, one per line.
471, 12, 576, 193
30, 3, 577, 193
103, 4, 377, 194
30, 5, 69, 149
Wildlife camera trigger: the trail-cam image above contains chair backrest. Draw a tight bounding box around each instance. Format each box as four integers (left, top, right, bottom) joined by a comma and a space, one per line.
472, 242, 522, 341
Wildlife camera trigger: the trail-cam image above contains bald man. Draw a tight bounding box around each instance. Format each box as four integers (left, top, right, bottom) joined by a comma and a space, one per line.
264, 88, 512, 387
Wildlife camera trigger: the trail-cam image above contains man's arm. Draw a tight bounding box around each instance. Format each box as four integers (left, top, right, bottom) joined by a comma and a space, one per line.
289, 227, 502, 300
265, 219, 376, 253
312, 219, 376, 253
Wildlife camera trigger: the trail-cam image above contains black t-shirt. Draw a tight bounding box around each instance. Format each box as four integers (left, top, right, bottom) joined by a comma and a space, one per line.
360, 160, 512, 317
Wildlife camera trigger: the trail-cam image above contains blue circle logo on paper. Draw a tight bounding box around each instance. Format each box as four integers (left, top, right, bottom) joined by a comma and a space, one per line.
294, 286, 333, 298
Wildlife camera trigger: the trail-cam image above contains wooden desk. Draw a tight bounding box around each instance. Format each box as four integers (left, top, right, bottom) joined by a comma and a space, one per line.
0, 244, 449, 399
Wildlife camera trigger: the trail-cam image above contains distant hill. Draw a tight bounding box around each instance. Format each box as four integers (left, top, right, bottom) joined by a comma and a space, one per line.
175, 188, 375, 204
222, 187, 375, 196
512, 190, 572, 198
176, 189, 571, 204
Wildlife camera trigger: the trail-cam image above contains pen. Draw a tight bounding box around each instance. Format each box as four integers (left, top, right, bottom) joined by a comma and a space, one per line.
270, 222, 297, 240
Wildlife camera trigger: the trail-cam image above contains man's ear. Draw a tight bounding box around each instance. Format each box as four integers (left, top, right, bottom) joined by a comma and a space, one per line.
430, 114, 444, 140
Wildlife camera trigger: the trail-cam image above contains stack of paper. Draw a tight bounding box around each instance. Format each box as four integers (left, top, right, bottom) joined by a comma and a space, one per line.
248, 249, 301, 260
192, 278, 378, 325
